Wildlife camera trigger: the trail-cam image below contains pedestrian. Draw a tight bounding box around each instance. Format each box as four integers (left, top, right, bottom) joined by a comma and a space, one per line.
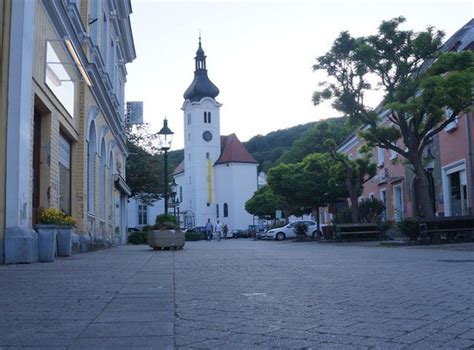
223, 224, 228, 240
215, 220, 223, 242
205, 218, 213, 241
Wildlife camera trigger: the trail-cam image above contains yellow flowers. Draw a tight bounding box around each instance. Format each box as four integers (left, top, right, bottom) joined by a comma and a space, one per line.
40, 208, 77, 226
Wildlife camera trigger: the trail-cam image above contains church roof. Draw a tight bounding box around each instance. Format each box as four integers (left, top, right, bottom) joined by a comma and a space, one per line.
172, 134, 257, 175
215, 134, 258, 165
173, 160, 185, 175
183, 39, 220, 102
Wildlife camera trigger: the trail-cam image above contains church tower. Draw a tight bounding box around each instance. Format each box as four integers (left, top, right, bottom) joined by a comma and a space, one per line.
181, 38, 222, 226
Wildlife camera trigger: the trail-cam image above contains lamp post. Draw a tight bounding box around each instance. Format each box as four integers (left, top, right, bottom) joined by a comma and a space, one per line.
157, 118, 174, 214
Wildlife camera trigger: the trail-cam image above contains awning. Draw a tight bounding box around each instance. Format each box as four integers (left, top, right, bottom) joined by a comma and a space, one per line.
114, 174, 131, 196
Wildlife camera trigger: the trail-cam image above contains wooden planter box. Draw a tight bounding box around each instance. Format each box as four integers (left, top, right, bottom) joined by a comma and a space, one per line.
147, 230, 185, 250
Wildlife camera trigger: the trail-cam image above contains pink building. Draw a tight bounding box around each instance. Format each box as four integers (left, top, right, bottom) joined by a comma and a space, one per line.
337, 20, 474, 221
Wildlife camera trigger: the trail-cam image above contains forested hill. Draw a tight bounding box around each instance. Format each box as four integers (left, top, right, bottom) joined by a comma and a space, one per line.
167, 116, 350, 173
243, 122, 316, 172
245, 116, 350, 172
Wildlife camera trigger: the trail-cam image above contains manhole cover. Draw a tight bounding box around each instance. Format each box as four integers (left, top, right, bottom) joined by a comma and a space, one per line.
437, 260, 474, 263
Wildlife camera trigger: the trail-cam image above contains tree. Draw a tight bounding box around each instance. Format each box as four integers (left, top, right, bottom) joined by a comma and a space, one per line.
268, 153, 347, 234
313, 17, 474, 218
126, 124, 163, 205
245, 186, 288, 219
326, 140, 376, 223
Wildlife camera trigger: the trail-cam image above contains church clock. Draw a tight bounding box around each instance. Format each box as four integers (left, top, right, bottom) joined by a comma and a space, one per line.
202, 130, 213, 142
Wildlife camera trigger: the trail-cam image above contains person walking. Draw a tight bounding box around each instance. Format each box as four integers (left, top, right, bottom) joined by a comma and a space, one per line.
205, 219, 213, 242
223, 224, 228, 240
215, 220, 223, 242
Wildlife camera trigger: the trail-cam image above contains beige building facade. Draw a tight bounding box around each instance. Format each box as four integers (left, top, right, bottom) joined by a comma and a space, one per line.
3, 0, 135, 263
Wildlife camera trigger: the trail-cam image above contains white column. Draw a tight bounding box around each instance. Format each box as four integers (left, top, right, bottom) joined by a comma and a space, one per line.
4, 0, 37, 263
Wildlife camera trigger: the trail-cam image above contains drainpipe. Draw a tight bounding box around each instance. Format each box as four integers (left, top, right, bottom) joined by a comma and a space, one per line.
465, 113, 474, 215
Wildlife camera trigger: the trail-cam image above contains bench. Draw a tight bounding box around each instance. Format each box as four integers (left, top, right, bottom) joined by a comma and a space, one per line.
419, 216, 474, 244
335, 223, 381, 241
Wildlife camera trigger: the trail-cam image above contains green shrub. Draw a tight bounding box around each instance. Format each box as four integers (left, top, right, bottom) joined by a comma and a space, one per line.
141, 225, 152, 232
359, 198, 385, 223
154, 214, 178, 230
185, 232, 205, 241
397, 218, 420, 241
128, 231, 147, 244
293, 222, 308, 238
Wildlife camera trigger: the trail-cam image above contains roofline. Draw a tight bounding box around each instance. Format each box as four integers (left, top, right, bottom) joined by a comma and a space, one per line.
214, 160, 259, 166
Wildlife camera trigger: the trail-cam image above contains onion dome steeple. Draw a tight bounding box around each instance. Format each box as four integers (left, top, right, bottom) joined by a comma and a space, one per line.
183, 37, 220, 102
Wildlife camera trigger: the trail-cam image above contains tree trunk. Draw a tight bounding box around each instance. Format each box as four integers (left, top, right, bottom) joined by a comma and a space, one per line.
315, 205, 321, 238
345, 174, 359, 223
412, 157, 436, 218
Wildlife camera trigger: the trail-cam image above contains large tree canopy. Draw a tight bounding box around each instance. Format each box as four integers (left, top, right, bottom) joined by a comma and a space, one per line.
245, 186, 289, 219
313, 16, 474, 218
268, 153, 347, 232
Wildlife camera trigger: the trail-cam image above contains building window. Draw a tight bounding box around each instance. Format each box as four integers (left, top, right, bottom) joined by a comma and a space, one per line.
187, 113, 191, 125
369, 193, 375, 200
99, 139, 107, 220
442, 161, 468, 217
380, 189, 387, 221
188, 133, 191, 141
204, 111, 212, 124
223, 203, 228, 217
377, 147, 384, 166
188, 153, 191, 161
101, 13, 108, 65
189, 176, 191, 184
216, 203, 219, 218
390, 143, 398, 160
138, 204, 148, 225
206, 152, 209, 159
59, 134, 72, 215
393, 184, 403, 221
179, 186, 183, 203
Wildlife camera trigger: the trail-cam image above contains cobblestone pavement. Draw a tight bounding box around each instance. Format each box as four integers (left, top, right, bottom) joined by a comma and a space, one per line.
0, 241, 473, 349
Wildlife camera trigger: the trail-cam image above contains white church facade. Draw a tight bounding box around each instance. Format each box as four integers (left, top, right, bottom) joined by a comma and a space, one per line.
173, 39, 258, 230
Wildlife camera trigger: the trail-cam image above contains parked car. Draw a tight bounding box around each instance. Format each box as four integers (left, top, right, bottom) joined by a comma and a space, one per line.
185, 226, 206, 234
230, 229, 246, 238
265, 220, 325, 241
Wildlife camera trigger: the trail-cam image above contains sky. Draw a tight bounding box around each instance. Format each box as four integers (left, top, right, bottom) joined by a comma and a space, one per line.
125, 0, 473, 150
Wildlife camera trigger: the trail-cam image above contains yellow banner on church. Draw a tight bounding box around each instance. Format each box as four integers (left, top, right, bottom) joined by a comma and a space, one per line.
207, 158, 212, 203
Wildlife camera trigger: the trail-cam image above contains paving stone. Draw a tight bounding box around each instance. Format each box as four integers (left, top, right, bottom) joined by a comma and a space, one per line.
0, 241, 473, 348
79, 321, 174, 337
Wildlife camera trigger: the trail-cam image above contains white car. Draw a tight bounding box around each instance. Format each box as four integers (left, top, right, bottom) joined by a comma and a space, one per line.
265, 220, 325, 240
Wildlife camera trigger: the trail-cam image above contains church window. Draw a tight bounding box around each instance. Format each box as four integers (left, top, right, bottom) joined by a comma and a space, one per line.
204, 112, 207, 123
216, 204, 219, 218
138, 204, 148, 225
188, 153, 191, 161
179, 186, 183, 202
187, 113, 191, 125
223, 203, 228, 217
208, 112, 211, 123
188, 133, 191, 141
206, 152, 209, 159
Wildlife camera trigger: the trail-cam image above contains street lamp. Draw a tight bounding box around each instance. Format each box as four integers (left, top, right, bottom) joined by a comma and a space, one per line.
157, 118, 174, 214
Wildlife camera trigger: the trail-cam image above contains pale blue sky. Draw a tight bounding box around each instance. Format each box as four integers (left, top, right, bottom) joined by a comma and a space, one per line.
126, 0, 473, 150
